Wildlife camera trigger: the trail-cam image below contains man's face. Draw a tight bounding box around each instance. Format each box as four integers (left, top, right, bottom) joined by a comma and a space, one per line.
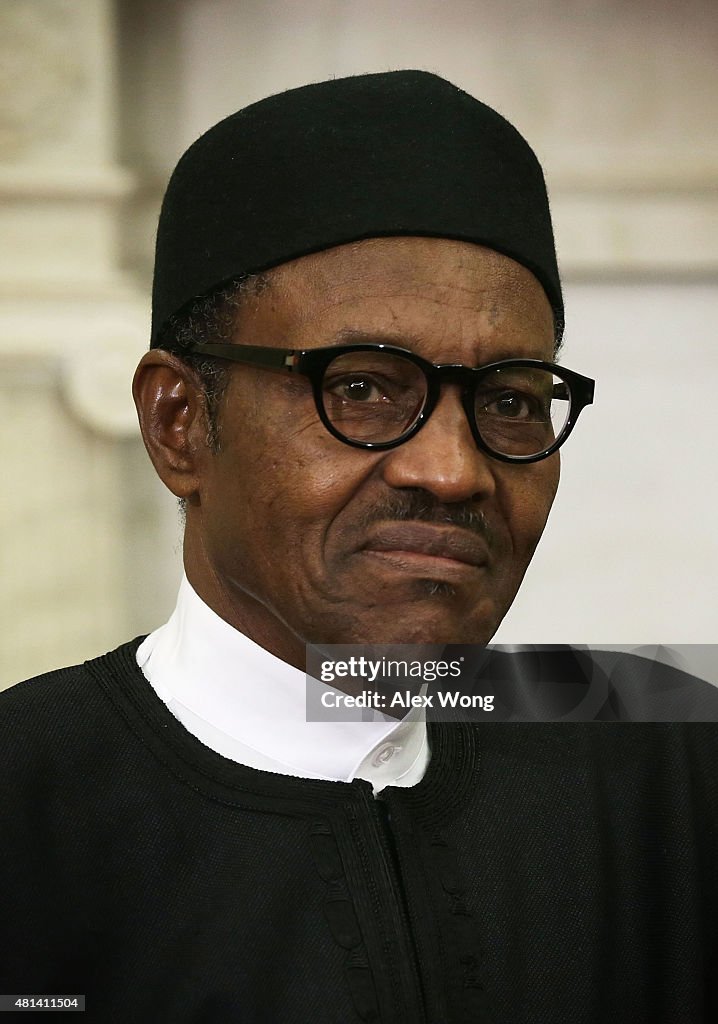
188, 237, 559, 664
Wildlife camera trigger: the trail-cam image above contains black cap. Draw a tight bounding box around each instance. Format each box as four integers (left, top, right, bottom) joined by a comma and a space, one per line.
151, 69, 562, 346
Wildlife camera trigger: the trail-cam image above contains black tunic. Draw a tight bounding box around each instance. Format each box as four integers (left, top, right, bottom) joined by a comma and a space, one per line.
1, 640, 716, 1023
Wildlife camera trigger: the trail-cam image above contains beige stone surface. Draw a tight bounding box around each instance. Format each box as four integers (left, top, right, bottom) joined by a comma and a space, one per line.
0, 1, 178, 689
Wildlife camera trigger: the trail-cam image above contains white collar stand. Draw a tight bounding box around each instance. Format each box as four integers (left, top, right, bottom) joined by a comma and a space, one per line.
136, 575, 429, 794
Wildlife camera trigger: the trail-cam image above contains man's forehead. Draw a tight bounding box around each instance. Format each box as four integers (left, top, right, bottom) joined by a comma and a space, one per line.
268, 234, 537, 279
251, 237, 552, 319
151, 70, 563, 348
233, 237, 555, 358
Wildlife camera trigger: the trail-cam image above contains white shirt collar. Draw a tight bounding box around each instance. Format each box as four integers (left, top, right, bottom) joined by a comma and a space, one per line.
136, 575, 429, 793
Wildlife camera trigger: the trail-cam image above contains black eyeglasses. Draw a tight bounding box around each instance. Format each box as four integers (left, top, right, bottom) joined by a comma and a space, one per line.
190, 341, 595, 464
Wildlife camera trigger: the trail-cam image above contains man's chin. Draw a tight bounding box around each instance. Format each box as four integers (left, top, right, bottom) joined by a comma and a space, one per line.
308, 596, 504, 648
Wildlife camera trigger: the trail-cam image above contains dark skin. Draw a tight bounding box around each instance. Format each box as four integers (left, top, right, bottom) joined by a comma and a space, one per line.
133, 237, 559, 670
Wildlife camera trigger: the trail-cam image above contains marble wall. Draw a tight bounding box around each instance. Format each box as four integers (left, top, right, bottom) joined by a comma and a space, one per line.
0, 0, 177, 687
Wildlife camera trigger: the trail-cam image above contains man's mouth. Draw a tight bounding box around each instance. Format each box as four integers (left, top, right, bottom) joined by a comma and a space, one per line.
360, 522, 490, 577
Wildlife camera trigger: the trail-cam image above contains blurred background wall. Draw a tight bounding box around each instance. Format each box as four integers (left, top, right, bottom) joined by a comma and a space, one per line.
1, 0, 716, 688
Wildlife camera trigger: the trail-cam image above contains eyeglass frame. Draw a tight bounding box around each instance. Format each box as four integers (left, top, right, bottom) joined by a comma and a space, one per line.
188, 340, 595, 464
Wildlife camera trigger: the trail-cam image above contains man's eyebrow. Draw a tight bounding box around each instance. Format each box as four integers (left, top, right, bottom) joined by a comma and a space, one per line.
329, 327, 421, 348
326, 327, 549, 363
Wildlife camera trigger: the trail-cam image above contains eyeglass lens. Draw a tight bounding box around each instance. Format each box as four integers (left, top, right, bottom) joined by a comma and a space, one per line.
320, 350, 571, 456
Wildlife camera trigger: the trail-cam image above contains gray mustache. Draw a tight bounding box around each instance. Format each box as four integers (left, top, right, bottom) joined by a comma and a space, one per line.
362, 489, 492, 543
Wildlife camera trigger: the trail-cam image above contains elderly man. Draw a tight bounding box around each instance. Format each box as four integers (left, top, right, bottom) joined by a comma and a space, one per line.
1, 71, 716, 1023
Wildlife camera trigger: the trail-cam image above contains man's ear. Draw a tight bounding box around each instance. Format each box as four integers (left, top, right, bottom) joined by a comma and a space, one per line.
132, 350, 210, 501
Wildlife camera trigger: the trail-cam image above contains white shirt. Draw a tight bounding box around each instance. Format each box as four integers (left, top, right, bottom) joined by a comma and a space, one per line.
136, 575, 430, 795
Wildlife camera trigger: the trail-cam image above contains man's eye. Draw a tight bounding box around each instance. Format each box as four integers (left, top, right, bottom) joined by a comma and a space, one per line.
479, 390, 546, 420
483, 390, 529, 418
327, 375, 386, 403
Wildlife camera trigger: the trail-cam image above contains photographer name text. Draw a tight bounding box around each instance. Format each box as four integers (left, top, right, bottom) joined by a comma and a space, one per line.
320, 689, 494, 711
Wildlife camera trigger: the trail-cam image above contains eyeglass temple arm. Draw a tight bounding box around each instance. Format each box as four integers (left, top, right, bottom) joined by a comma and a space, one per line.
553, 378, 595, 406
190, 342, 296, 370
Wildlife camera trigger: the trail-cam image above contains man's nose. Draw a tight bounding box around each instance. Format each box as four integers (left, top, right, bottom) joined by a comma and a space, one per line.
379, 386, 497, 504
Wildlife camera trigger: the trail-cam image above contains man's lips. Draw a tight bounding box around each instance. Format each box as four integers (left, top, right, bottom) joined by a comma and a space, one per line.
361, 522, 490, 569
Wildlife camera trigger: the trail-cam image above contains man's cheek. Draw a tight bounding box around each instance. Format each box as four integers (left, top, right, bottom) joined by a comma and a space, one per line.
501, 464, 557, 535
515, 500, 552, 551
